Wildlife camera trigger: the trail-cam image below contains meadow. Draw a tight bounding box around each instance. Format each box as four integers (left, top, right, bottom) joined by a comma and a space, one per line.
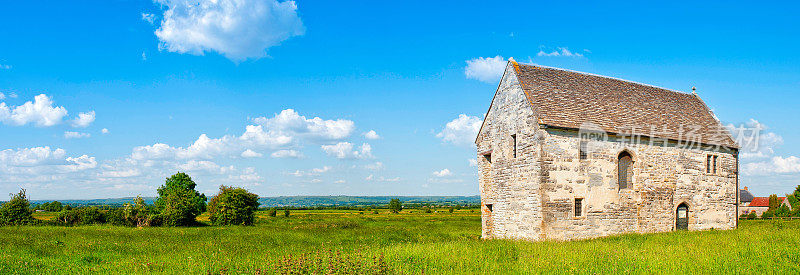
1, 209, 798, 274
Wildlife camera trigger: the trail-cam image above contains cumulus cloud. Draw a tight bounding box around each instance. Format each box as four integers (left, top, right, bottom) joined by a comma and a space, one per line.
0, 64, 11, 70
465, 55, 506, 83
271, 149, 302, 158
537, 47, 584, 57
153, 0, 305, 61
240, 149, 263, 158
0, 94, 68, 127
71, 111, 96, 128
436, 114, 482, 147
363, 130, 380, 140
321, 142, 372, 159
64, 131, 91, 139
432, 168, 452, 177
253, 109, 355, 141
101, 128, 110, 134
743, 156, 800, 176
0, 146, 96, 176
468, 158, 478, 167
728, 119, 783, 159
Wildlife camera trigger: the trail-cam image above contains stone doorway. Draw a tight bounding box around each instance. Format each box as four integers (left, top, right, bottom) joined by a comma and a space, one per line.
676, 203, 689, 230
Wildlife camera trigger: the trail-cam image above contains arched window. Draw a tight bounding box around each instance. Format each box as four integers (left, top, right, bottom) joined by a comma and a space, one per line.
618, 151, 633, 189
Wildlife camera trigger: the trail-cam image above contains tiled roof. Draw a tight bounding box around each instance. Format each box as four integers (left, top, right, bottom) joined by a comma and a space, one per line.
748, 197, 785, 207
511, 62, 738, 149
740, 189, 755, 203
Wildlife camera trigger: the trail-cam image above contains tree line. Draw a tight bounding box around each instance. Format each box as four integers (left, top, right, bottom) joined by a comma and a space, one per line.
0, 172, 259, 227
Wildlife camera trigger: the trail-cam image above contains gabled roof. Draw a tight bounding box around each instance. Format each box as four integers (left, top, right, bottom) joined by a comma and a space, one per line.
509, 61, 738, 149
748, 197, 785, 207
740, 189, 755, 203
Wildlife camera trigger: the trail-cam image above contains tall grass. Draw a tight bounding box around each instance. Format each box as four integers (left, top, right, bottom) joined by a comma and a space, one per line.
0, 210, 797, 274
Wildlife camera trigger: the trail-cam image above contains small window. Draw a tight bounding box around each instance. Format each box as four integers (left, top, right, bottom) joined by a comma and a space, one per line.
707, 155, 718, 174
511, 134, 517, 158
484, 153, 492, 163
574, 198, 583, 217
618, 151, 632, 189
713, 156, 718, 174
579, 141, 588, 160
486, 204, 493, 212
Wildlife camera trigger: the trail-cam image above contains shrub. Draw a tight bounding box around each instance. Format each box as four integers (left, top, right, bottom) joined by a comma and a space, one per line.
55, 207, 105, 225
388, 199, 402, 214
448, 207, 454, 213
105, 208, 127, 226
747, 212, 757, 220
267, 209, 277, 217
424, 208, 432, 214
123, 196, 156, 227
284, 209, 290, 217
0, 189, 35, 225
208, 185, 260, 226
155, 172, 207, 226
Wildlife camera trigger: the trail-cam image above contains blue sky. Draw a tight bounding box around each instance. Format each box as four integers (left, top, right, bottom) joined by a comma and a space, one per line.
1, 0, 798, 199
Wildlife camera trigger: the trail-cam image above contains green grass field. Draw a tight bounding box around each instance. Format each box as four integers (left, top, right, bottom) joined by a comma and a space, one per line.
1, 210, 798, 274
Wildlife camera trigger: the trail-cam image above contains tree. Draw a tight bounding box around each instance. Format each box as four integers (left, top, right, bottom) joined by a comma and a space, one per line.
388, 199, 402, 213
155, 172, 207, 226
207, 186, 260, 225
768, 194, 780, 211
46, 201, 63, 212
267, 209, 277, 217
0, 189, 35, 225
284, 209, 290, 217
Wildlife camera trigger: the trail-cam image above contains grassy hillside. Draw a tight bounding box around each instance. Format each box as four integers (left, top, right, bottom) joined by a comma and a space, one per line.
1, 210, 798, 274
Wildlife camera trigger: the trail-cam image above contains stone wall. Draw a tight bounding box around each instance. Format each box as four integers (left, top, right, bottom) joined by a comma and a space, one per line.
476, 63, 543, 240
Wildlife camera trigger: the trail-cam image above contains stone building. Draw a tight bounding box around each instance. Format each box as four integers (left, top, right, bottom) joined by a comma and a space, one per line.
475, 59, 740, 241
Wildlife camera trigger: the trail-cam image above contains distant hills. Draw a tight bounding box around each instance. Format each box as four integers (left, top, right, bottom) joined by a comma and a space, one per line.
25, 195, 481, 208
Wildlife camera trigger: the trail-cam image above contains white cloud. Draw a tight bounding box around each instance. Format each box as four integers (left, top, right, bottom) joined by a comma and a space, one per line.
101, 128, 110, 134
71, 111, 96, 128
142, 51, 147, 61
240, 149, 263, 158
364, 130, 380, 140
427, 177, 464, 183
64, 131, 91, 139
271, 149, 302, 158
153, 0, 305, 61
0, 92, 17, 100
0, 146, 97, 176
176, 160, 233, 174
433, 168, 452, 177
468, 158, 478, 167
743, 156, 800, 176
141, 12, 156, 24
465, 55, 506, 83
321, 142, 372, 159
365, 174, 400, 182
0, 94, 68, 127
287, 166, 330, 177
334, 179, 345, 184
0, 64, 11, 70
312, 166, 331, 173
436, 114, 482, 147
728, 119, 784, 159
537, 47, 584, 57
364, 161, 384, 170
253, 109, 355, 141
